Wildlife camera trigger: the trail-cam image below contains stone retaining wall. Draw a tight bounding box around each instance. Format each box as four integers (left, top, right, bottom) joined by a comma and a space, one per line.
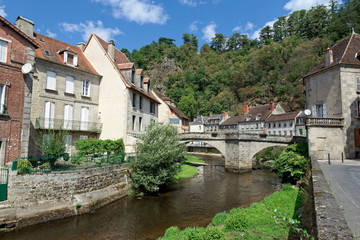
0, 164, 131, 231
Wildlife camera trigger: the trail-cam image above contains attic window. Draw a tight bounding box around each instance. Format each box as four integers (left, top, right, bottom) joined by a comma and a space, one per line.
131, 67, 135, 84
44, 50, 51, 56
246, 116, 250, 121
39, 37, 45, 42
64, 51, 78, 66
255, 115, 260, 121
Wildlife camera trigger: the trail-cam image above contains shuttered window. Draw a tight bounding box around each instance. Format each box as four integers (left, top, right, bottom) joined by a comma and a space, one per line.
63, 104, 73, 129
65, 76, 74, 93
46, 71, 56, 90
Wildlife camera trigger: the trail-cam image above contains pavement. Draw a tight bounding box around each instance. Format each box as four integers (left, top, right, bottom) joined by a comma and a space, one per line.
318, 160, 360, 238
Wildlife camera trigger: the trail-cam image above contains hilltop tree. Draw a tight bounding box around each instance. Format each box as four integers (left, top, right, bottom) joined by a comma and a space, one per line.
226, 33, 250, 51
210, 33, 226, 52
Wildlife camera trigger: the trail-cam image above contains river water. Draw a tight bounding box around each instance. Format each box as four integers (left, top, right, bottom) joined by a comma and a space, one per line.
1, 159, 281, 240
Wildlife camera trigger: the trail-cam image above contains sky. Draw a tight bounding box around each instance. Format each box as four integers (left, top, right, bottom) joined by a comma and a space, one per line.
0, 0, 331, 52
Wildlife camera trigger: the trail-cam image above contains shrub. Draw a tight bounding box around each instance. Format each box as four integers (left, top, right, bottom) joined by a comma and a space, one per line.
224, 209, 249, 232
17, 159, 33, 174
75, 138, 125, 156
71, 156, 87, 165
130, 122, 187, 193
272, 151, 309, 183
284, 142, 308, 158
40, 162, 51, 169
204, 228, 226, 240
212, 212, 228, 226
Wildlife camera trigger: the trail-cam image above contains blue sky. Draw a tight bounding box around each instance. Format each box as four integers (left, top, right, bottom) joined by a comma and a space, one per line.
0, 0, 330, 52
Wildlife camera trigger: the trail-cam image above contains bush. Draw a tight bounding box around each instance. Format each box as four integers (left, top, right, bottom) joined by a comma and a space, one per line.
75, 138, 125, 156
17, 159, 33, 174
224, 210, 249, 232
211, 212, 228, 226
130, 122, 187, 193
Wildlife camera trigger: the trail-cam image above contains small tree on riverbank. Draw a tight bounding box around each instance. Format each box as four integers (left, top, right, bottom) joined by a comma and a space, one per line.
130, 122, 187, 193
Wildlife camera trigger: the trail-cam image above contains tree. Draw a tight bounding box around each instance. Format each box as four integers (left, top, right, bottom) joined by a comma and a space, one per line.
131, 122, 187, 193
177, 94, 197, 120
259, 26, 274, 43
210, 33, 226, 52
158, 37, 176, 47
226, 33, 250, 51
183, 33, 191, 44
273, 16, 288, 42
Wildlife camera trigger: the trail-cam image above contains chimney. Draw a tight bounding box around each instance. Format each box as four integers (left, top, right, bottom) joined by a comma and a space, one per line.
325, 47, 333, 67
16, 16, 34, 38
108, 40, 115, 60
244, 105, 249, 114
222, 111, 228, 119
77, 42, 85, 51
270, 102, 275, 111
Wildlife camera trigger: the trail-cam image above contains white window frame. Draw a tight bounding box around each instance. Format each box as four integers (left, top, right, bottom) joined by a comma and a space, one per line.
82, 80, 90, 97
357, 76, 360, 92
64, 51, 78, 66
80, 107, 89, 131
46, 71, 57, 90
44, 101, 55, 128
0, 38, 10, 63
0, 85, 6, 114
65, 76, 74, 94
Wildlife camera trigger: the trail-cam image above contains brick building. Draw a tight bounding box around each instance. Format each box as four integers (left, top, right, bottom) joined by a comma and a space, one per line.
0, 16, 38, 165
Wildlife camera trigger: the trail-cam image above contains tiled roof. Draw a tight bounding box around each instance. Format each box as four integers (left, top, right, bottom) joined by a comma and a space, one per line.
136, 69, 143, 75
265, 112, 299, 122
0, 16, 39, 48
238, 104, 276, 123
154, 91, 172, 102
307, 33, 360, 76
220, 116, 242, 126
34, 33, 99, 75
92, 34, 160, 103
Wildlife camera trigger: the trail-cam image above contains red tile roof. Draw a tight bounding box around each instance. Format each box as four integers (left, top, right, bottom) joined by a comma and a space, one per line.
0, 16, 39, 48
307, 33, 360, 76
220, 116, 242, 126
265, 111, 299, 122
34, 33, 99, 76
118, 63, 134, 70
136, 69, 143, 75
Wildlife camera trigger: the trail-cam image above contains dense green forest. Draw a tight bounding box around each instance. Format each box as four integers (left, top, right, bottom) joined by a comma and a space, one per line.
122, 0, 360, 120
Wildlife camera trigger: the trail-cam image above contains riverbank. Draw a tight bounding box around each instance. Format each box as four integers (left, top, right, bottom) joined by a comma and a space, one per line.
175, 156, 205, 179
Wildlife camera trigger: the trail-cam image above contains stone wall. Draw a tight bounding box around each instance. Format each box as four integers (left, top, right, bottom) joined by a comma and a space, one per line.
0, 164, 131, 231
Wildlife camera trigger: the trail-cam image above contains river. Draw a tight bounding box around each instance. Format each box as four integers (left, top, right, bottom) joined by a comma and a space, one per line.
1, 158, 281, 240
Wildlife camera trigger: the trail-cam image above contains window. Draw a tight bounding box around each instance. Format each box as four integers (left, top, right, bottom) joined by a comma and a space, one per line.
44, 101, 55, 128
139, 96, 143, 110
170, 118, 180, 124
150, 101, 155, 114
246, 116, 250, 121
355, 129, 360, 147
312, 104, 327, 118
278, 131, 281, 135
46, 71, 56, 90
284, 123, 287, 127
44, 50, 51, 56
131, 67, 135, 84
357, 76, 360, 92
290, 122, 293, 127
299, 129, 303, 136
284, 131, 287, 136
0, 85, 5, 114
80, 107, 89, 131
132, 93, 137, 108
278, 123, 281, 127
65, 76, 74, 93
0, 39, 8, 63
147, 83, 150, 94
139, 117, 142, 131
82, 80, 90, 97
132, 115, 136, 130
140, 75, 144, 89
290, 130, 293, 136
256, 123, 259, 129
64, 52, 78, 66
63, 104, 73, 130
273, 123, 275, 128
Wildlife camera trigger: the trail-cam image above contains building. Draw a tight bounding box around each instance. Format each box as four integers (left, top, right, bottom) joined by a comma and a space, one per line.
190, 116, 206, 133
265, 111, 302, 136
204, 113, 229, 133
15, 17, 102, 156
304, 32, 360, 160
0, 16, 38, 165
219, 116, 242, 133
83, 34, 159, 151
153, 91, 189, 133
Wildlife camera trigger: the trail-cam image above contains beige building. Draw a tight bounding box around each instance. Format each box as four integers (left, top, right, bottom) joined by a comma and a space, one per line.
304, 32, 360, 160
15, 17, 102, 156
153, 91, 189, 133
83, 34, 159, 151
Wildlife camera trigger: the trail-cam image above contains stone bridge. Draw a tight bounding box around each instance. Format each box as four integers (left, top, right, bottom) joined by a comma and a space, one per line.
180, 133, 306, 173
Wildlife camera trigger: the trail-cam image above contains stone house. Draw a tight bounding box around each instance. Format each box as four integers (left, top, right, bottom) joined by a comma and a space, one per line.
153, 91, 189, 133
0, 16, 38, 165
265, 111, 303, 136
190, 115, 206, 133
304, 32, 360, 160
204, 112, 229, 133
15, 17, 102, 156
82, 34, 159, 151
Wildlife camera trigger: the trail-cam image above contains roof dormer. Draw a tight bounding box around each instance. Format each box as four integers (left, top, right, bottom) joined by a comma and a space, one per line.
59, 48, 78, 67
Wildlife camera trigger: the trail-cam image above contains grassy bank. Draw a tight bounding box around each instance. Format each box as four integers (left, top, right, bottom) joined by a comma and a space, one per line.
184, 155, 205, 164
175, 156, 204, 180
159, 185, 309, 239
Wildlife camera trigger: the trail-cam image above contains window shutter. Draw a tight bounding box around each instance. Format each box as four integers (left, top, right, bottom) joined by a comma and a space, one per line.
355, 129, 360, 147
0, 85, 5, 113
312, 105, 316, 117
73, 55, 78, 66
46, 71, 56, 90
322, 103, 327, 118
65, 76, 74, 93
64, 52, 68, 63
0, 41, 7, 63
357, 76, 360, 92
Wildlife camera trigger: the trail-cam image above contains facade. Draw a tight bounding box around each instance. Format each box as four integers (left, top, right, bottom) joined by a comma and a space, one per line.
265, 111, 301, 136
304, 32, 360, 160
153, 91, 189, 133
0, 16, 38, 165
190, 116, 206, 133
15, 17, 102, 156
204, 113, 229, 132
83, 34, 159, 151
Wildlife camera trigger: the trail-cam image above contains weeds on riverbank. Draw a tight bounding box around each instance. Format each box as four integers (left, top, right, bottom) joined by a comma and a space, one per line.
184, 155, 205, 164
159, 184, 310, 239
175, 164, 198, 179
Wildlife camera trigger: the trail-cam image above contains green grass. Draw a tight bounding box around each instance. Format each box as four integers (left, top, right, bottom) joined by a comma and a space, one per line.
175, 164, 198, 179
159, 184, 310, 239
184, 155, 205, 164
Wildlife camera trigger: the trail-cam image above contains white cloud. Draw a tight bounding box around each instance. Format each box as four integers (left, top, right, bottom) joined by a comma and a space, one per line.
202, 22, 217, 42
189, 20, 200, 32
0, 5, 7, 18
232, 21, 255, 33
284, 0, 329, 11
251, 19, 276, 40
179, 0, 206, 7
46, 30, 57, 38
245, 22, 255, 31
93, 0, 168, 25
60, 20, 122, 42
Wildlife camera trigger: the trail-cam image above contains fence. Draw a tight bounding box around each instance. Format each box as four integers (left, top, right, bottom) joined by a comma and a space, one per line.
13, 153, 135, 174
0, 168, 8, 201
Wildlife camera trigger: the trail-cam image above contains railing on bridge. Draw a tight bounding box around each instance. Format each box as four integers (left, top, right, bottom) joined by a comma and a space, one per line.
306, 117, 344, 127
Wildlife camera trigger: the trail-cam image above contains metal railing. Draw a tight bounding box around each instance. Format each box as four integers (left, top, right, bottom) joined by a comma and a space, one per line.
306, 117, 344, 127
14, 153, 135, 174
36, 117, 102, 133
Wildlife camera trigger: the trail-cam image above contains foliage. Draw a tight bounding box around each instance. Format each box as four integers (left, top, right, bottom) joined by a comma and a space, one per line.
130, 122, 187, 193
254, 146, 283, 161
160, 185, 309, 239
40, 162, 51, 169
75, 138, 124, 156
175, 164, 198, 179
17, 159, 33, 174
272, 143, 309, 183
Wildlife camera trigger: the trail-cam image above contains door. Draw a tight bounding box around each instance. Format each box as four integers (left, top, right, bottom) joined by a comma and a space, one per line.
44, 101, 55, 128
0, 168, 8, 201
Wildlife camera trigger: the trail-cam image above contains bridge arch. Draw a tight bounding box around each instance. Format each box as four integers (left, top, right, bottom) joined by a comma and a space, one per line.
180, 140, 226, 158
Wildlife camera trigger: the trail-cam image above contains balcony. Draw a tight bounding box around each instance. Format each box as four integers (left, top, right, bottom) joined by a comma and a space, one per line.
306, 117, 344, 127
36, 117, 102, 133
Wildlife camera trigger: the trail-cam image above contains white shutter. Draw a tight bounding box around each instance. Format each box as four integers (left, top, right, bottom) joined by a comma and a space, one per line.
64, 105, 73, 129
0, 85, 5, 113
46, 71, 56, 90
44, 101, 54, 128
81, 107, 89, 131
65, 135, 72, 154
73, 55, 78, 66
357, 76, 360, 92
64, 52, 68, 63
65, 76, 74, 93
0, 40, 7, 63
322, 103, 327, 118
312, 105, 316, 117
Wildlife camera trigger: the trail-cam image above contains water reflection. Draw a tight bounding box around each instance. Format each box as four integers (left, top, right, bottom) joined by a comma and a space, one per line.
1, 159, 281, 240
